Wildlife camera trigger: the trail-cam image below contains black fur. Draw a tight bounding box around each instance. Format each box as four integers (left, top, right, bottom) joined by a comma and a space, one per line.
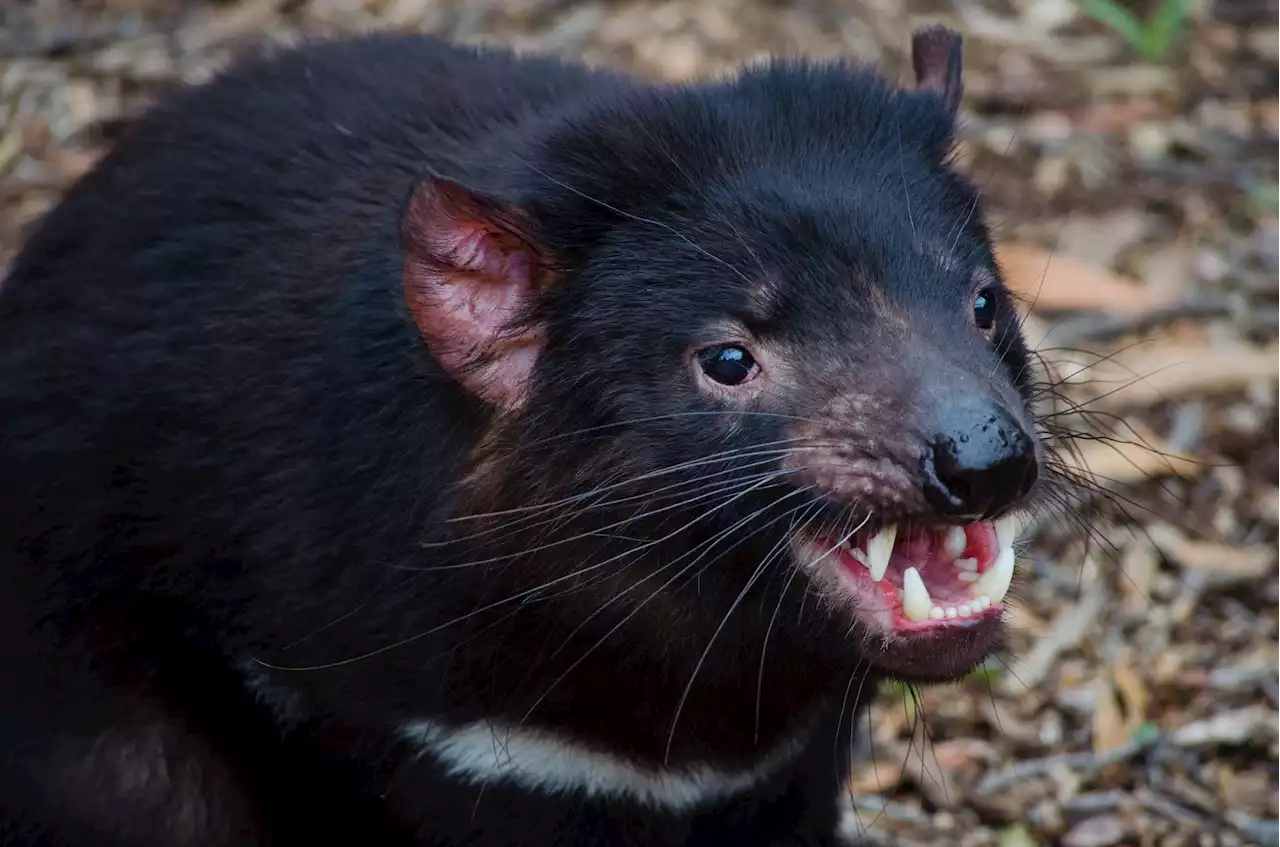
0, 31, 1039, 846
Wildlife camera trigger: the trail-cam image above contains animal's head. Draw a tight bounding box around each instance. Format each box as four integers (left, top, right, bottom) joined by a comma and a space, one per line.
401, 28, 1042, 686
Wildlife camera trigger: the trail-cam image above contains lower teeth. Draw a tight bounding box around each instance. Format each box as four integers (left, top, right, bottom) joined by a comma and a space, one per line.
811, 534, 1016, 626
926, 595, 993, 619
900, 546, 1015, 624
927, 596, 992, 621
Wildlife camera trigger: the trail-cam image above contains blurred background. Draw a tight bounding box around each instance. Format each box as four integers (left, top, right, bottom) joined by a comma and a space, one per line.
1, 0, 1276, 844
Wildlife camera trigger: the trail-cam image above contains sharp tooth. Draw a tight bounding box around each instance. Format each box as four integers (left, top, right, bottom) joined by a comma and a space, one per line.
994, 515, 1020, 551
943, 527, 967, 559
865, 524, 897, 582
851, 548, 869, 568
901, 567, 932, 622
970, 546, 1014, 604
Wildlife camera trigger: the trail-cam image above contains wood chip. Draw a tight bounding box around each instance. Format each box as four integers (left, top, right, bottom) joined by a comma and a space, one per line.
1068, 426, 1204, 488
996, 243, 1177, 315
1004, 580, 1107, 693
1062, 814, 1131, 847
1088, 341, 1280, 411
1091, 675, 1128, 756
1146, 523, 1277, 585
1170, 707, 1276, 747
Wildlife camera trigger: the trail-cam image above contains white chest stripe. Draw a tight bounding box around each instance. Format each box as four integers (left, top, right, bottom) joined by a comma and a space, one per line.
398, 718, 809, 811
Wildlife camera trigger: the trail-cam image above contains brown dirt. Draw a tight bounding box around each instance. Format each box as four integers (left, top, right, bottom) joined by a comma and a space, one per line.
1, 1, 1276, 845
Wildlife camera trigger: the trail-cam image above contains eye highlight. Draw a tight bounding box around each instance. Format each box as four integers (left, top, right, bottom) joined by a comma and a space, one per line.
972, 288, 998, 334
696, 345, 759, 386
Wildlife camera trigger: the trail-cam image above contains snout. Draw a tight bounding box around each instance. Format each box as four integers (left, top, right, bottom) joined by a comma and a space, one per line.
922, 400, 1038, 521
780, 368, 1041, 670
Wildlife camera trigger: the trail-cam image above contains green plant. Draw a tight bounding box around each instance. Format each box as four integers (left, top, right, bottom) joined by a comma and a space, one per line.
877, 679, 918, 719
1075, 0, 1189, 61
964, 660, 1003, 686
1132, 720, 1161, 745
1249, 183, 1279, 215
877, 662, 1002, 701
875, 663, 1002, 718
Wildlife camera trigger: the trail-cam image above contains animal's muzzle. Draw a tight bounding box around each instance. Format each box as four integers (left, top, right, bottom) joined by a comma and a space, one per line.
921, 400, 1038, 521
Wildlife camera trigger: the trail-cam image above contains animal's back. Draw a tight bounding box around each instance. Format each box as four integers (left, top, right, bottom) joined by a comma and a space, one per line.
0, 34, 626, 845
0, 32, 613, 589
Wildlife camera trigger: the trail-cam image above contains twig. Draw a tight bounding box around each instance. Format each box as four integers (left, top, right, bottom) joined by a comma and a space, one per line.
1039, 298, 1232, 346
975, 738, 1155, 795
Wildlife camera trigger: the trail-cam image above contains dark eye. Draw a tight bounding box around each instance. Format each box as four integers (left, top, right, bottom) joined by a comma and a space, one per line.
973, 288, 998, 332
697, 345, 759, 386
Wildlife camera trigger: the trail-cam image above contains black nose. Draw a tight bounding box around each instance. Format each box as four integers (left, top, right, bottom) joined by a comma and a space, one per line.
923, 404, 1038, 520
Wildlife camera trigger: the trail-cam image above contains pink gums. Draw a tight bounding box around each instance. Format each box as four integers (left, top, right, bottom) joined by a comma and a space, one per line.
818, 522, 1002, 633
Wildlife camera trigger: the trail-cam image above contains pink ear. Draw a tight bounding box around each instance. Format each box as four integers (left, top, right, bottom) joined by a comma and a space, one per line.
401, 177, 549, 410
910, 25, 964, 114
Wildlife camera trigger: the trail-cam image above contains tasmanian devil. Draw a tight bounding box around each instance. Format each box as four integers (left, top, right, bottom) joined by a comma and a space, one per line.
0, 24, 1045, 847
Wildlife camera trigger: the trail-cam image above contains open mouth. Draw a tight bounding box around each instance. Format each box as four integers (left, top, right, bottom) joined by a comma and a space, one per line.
793, 515, 1019, 635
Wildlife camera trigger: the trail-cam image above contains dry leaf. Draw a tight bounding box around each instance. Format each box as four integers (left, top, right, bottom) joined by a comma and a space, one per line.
1092, 676, 1127, 755
46, 148, 100, 181
1135, 244, 1197, 305
0, 130, 24, 177
1146, 524, 1277, 583
995, 243, 1176, 314
1005, 601, 1049, 636
1006, 580, 1107, 693
1069, 426, 1203, 488
1062, 815, 1132, 847
1111, 653, 1149, 740
1170, 707, 1276, 747
930, 738, 1001, 774
1088, 342, 1279, 411
999, 823, 1043, 847
846, 758, 905, 795
901, 743, 962, 809
1093, 652, 1148, 779
1118, 537, 1159, 611
1070, 100, 1165, 133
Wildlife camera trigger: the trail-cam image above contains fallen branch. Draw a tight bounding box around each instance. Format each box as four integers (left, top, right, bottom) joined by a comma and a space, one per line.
974, 738, 1154, 795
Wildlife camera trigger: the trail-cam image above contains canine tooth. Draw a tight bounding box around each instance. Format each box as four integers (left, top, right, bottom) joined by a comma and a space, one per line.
901, 567, 932, 622
994, 515, 1020, 550
865, 524, 897, 583
929, 607, 944, 620
943, 527, 967, 559
953, 556, 978, 572
970, 546, 1014, 605
957, 571, 981, 583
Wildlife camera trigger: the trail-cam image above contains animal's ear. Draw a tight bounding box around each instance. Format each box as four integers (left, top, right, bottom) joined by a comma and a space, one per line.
401, 176, 551, 411
910, 25, 964, 114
